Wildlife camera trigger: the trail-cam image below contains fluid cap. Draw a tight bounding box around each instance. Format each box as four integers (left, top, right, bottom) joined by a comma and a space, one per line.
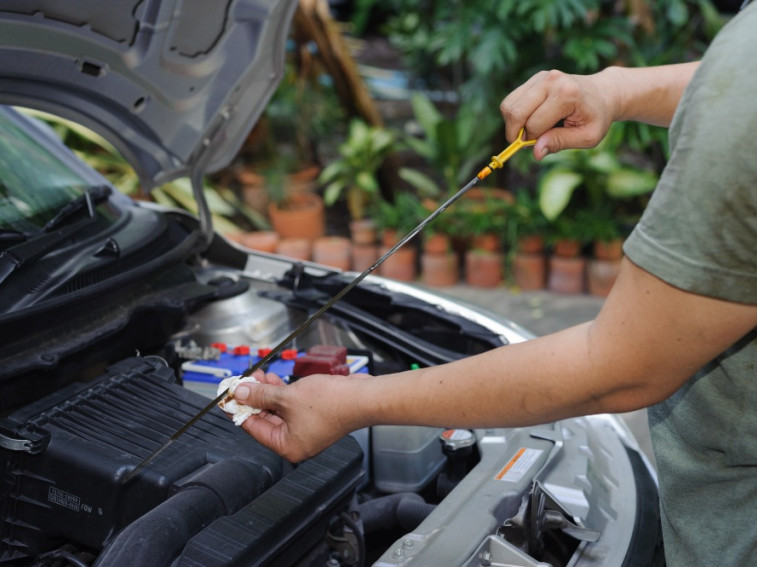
440, 429, 476, 454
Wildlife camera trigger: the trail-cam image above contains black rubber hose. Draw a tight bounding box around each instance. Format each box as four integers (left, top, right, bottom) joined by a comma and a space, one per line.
359, 493, 436, 534
94, 459, 271, 566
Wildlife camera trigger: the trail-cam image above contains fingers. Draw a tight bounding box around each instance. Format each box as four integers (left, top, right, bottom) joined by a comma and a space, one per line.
501, 71, 550, 142
501, 70, 611, 159
245, 368, 285, 386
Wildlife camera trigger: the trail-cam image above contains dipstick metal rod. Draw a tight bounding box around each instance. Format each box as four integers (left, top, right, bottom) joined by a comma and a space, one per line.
121, 130, 533, 484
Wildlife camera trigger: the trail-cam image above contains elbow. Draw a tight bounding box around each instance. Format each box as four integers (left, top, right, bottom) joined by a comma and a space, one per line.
591, 370, 690, 415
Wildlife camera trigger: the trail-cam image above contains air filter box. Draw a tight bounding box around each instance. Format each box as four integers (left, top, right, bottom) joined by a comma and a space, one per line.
0, 357, 363, 565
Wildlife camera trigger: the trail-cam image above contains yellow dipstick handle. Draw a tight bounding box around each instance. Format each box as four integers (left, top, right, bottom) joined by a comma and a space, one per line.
477, 127, 536, 180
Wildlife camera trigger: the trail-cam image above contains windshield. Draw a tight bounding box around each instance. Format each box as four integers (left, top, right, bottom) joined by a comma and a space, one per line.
0, 111, 93, 233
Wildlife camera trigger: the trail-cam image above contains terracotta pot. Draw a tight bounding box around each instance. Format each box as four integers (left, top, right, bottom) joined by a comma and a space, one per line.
465, 250, 503, 288
287, 164, 321, 190
235, 167, 265, 188
513, 253, 546, 291
381, 229, 400, 248
587, 258, 622, 297
593, 238, 624, 261
423, 233, 451, 255
472, 233, 500, 253
351, 244, 379, 272
379, 246, 417, 281
548, 256, 586, 294
421, 251, 459, 287
235, 230, 279, 253
276, 237, 312, 261
552, 238, 582, 258
268, 193, 325, 241
350, 219, 377, 246
312, 236, 351, 270
464, 187, 515, 209
517, 234, 545, 254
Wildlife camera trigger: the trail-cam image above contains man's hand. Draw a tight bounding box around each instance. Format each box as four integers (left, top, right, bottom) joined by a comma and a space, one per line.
232, 370, 369, 463
501, 63, 699, 160
501, 69, 618, 160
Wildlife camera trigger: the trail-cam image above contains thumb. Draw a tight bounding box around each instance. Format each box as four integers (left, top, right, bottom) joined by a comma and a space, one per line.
233, 383, 254, 403
233, 382, 279, 411
532, 128, 580, 160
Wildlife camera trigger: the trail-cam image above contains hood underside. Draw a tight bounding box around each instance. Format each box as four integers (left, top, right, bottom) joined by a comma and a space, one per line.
0, 0, 298, 189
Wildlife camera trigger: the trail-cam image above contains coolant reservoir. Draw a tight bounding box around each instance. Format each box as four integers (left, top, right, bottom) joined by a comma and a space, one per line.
372, 426, 447, 493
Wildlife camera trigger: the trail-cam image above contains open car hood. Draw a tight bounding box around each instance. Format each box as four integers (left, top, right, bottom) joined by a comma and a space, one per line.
0, 0, 297, 189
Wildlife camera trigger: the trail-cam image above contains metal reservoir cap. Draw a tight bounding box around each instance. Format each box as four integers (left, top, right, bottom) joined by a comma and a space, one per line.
440, 429, 476, 454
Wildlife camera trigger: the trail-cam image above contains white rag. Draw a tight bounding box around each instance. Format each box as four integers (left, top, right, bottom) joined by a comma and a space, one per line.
217, 375, 261, 426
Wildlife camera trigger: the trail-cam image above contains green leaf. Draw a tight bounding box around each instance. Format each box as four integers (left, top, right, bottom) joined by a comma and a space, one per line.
606, 168, 658, 198
355, 170, 379, 194
538, 168, 584, 220
586, 151, 619, 174
410, 92, 442, 141
324, 180, 346, 206
398, 167, 441, 197
403, 135, 435, 161
160, 178, 236, 217
317, 161, 343, 184
667, 0, 689, 26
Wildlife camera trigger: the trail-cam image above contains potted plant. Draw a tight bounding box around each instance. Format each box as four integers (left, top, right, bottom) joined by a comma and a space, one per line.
417, 212, 460, 287
398, 93, 500, 200
370, 192, 426, 281
507, 190, 549, 290
265, 154, 326, 241
577, 209, 627, 296
237, 54, 343, 224
319, 119, 398, 222
451, 193, 509, 288
545, 214, 592, 294
537, 123, 658, 229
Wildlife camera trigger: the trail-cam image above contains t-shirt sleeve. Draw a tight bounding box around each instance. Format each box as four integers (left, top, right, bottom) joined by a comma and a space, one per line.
623, 7, 757, 305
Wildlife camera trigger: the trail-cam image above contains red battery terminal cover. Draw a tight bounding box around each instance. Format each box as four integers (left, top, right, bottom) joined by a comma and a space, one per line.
306, 345, 347, 363
293, 357, 349, 377
281, 349, 299, 360
292, 345, 350, 378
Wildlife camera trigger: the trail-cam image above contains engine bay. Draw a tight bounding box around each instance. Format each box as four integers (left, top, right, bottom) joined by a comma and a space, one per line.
0, 254, 660, 566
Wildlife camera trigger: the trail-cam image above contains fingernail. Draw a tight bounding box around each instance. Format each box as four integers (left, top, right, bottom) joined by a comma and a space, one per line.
234, 384, 250, 400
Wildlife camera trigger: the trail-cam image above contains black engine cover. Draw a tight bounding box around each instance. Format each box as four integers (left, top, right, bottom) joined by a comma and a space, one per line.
0, 357, 363, 565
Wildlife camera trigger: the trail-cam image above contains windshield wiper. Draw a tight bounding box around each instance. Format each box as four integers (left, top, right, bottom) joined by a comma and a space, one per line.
0, 229, 26, 245
0, 186, 112, 287
43, 185, 111, 232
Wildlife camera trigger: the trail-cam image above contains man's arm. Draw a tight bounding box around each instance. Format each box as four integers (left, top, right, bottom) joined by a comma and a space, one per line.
235, 258, 757, 462
501, 62, 700, 160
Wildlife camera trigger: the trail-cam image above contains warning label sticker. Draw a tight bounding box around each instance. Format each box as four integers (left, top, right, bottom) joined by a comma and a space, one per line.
494, 448, 543, 483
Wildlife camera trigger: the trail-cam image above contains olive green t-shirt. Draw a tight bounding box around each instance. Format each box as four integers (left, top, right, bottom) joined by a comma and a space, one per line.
623, 5, 757, 565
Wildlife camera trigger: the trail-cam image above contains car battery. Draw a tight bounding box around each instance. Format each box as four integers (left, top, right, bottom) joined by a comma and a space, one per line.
181, 343, 370, 399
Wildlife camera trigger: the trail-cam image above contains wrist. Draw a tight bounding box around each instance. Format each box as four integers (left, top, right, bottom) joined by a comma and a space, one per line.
594, 66, 626, 123
336, 373, 377, 432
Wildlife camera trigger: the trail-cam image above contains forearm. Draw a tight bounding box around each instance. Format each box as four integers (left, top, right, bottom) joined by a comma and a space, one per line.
601, 62, 700, 127
352, 256, 757, 433
354, 323, 644, 431
233, 260, 757, 463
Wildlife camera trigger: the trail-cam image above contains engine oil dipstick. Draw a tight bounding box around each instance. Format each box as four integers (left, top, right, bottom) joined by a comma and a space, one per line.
476, 128, 535, 181
121, 129, 535, 484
